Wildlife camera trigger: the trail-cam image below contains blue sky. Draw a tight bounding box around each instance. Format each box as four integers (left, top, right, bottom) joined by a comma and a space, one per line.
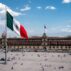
0, 0, 71, 37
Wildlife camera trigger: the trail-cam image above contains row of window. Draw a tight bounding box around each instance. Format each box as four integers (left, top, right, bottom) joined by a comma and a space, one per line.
1, 39, 71, 46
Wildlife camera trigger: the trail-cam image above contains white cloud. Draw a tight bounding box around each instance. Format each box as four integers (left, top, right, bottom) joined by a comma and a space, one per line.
0, 18, 20, 38
48, 25, 71, 34
63, 0, 71, 3
61, 28, 71, 32
45, 6, 56, 10
0, 19, 6, 37
0, 3, 22, 37
20, 5, 31, 12
36, 6, 42, 10
0, 3, 21, 16
66, 25, 71, 28
61, 25, 71, 32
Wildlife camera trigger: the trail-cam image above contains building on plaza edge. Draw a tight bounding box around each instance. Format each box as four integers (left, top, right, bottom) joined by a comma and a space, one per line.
1, 33, 71, 52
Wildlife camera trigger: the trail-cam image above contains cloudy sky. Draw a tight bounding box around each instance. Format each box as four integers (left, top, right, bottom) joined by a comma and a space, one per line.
0, 0, 71, 37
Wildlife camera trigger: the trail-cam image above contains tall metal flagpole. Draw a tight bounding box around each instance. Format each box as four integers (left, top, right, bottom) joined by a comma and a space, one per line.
4, 6, 7, 64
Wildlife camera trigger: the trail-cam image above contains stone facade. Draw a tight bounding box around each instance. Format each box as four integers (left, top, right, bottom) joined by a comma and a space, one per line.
1, 33, 71, 52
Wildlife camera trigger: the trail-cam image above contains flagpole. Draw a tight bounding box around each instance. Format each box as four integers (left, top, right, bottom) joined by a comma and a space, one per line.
4, 6, 7, 64
44, 25, 46, 34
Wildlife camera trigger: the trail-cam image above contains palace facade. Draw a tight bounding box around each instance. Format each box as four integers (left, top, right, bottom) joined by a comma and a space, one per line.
1, 33, 71, 52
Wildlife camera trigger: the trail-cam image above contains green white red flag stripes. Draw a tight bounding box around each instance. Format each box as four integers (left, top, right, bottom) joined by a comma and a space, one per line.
6, 11, 28, 39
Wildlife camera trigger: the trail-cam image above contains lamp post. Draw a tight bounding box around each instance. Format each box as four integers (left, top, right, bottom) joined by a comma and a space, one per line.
2, 32, 7, 64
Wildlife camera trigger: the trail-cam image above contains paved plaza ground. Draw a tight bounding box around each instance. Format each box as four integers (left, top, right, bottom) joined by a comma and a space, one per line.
0, 50, 71, 71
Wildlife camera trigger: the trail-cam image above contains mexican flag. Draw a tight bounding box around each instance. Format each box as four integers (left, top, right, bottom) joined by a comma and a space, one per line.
6, 11, 28, 39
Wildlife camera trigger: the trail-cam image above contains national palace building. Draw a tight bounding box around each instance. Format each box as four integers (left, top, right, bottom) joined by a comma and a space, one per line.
1, 33, 71, 52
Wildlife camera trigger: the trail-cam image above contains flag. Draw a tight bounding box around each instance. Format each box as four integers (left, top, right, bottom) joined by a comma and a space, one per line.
6, 11, 28, 39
